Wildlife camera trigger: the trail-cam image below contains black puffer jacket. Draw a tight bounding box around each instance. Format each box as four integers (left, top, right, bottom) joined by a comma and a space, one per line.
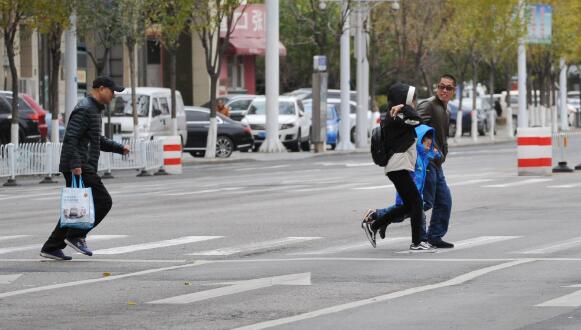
59, 96, 124, 173
382, 83, 421, 156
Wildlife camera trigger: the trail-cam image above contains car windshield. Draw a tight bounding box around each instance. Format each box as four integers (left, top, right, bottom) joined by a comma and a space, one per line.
110, 94, 150, 117
247, 100, 296, 115
303, 102, 337, 119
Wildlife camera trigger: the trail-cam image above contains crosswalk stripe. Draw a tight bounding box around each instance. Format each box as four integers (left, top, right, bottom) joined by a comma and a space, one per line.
163, 187, 242, 197
345, 163, 374, 167
291, 237, 409, 255
547, 183, 581, 188
93, 236, 222, 255
483, 178, 552, 188
0, 235, 127, 255
395, 236, 520, 254
292, 183, 360, 193
187, 237, 321, 256
0, 235, 30, 242
449, 179, 494, 186
353, 185, 394, 190
517, 236, 581, 254
235, 165, 290, 172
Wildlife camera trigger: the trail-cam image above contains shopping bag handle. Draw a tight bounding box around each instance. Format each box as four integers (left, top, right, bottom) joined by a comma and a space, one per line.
71, 175, 84, 188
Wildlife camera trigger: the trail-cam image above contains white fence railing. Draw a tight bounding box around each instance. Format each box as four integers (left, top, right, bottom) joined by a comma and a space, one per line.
0, 139, 164, 181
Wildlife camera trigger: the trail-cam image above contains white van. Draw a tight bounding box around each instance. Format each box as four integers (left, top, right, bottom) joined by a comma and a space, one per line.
108, 87, 187, 145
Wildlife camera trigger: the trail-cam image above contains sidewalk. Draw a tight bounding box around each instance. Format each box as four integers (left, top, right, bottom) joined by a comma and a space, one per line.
183, 124, 519, 165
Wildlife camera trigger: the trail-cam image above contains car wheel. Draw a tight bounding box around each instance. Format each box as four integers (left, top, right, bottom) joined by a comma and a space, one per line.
448, 122, 457, 137
300, 133, 310, 151
215, 135, 234, 158
350, 127, 356, 143
289, 129, 301, 152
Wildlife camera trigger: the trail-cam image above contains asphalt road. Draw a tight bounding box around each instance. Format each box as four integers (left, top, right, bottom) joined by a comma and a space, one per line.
1, 137, 581, 330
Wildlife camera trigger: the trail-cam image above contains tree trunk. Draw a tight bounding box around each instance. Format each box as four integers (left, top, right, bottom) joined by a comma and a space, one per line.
204, 74, 219, 159
170, 50, 177, 137
471, 57, 478, 141
49, 34, 62, 143
127, 39, 139, 141
489, 63, 495, 140
4, 32, 19, 145
455, 80, 464, 140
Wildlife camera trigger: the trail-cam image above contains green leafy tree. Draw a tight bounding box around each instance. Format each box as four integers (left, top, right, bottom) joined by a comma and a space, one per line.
147, 0, 193, 137
0, 0, 33, 145
32, 0, 74, 143
190, 0, 248, 159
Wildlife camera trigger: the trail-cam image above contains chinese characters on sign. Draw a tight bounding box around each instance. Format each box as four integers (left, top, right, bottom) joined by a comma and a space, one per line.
526, 4, 552, 45
221, 5, 266, 39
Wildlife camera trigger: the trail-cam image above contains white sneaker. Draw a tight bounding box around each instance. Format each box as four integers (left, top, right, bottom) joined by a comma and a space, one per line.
409, 241, 437, 253
362, 209, 375, 223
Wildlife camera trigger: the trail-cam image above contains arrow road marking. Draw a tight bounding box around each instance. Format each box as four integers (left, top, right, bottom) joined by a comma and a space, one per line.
0, 274, 22, 284
187, 237, 321, 256
147, 272, 311, 304
537, 285, 581, 307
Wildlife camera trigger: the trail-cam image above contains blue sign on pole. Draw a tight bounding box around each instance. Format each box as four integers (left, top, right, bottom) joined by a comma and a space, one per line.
526, 4, 552, 44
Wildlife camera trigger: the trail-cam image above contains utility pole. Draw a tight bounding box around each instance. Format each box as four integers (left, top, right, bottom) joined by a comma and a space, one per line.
559, 58, 568, 131
355, 5, 369, 148
260, 0, 285, 153
336, 0, 354, 150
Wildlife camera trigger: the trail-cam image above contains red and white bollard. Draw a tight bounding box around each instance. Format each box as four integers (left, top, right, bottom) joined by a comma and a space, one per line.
161, 136, 182, 175
517, 127, 552, 176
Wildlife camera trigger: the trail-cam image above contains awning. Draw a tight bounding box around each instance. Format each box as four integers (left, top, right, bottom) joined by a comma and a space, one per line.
228, 37, 287, 56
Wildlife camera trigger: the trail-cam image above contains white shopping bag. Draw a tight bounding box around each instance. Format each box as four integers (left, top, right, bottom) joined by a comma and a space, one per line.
59, 175, 95, 230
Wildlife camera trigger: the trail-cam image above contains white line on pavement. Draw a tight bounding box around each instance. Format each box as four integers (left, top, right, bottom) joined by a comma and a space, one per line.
345, 163, 374, 167
235, 165, 290, 172
290, 237, 409, 255
448, 179, 495, 186
352, 184, 394, 190
0, 258, 187, 263
163, 187, 242, 197
547, 183, 581, 188
187, 237, 321, 256
0, 235, 127, 255
483, 178, 552, 188
292, 183, 360, 193
0, 260, 214, 300
395, 236, 521, 254
517, 236, 581, 254
93, 236, 223, 255
0, 235, 30, 242
231, 259, 534, 330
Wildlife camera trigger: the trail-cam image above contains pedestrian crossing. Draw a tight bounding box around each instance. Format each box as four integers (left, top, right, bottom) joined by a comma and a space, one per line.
2, 234, 581, 258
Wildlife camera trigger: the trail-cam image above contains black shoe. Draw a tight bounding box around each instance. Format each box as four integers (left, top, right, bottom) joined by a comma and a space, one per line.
361, 221, 377, 248
409, 242, 437, 253
65, 238, 93, 256
429, 239, 454, 249
40, 249, 72, 261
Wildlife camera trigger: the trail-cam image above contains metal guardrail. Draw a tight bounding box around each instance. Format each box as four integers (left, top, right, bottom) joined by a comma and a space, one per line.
0, 139, 164, 182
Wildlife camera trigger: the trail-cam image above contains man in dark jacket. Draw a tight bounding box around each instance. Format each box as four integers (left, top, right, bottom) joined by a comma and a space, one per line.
417, 74, 455, 248
40, 76, 129, 260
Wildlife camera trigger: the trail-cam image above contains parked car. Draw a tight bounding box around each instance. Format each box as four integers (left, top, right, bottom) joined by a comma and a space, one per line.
19, 94, 48, 141
0, 94, 42, 145
108, 87, 187, 145
301, 100, 340, 149
242, 96, 311, 152
183, 106, 253, 158
225, 95, 258, 121
448, 98, 493, 137
326, 98, 373, 143
284, 88, 357, 102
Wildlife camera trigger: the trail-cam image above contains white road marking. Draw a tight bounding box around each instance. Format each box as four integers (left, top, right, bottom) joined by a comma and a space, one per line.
547, 183, 581, 188
0, 235, 30, 242
292, 183, 359, 193
0, 235, 127, 255
163, 187, 242, 196
235, 165, 290, 172
147, 273, 311, 304
0, 274, 22, 284
93, 236, 223, 255
345, 162, 374, 167
187, 237, 321, 256
537, 286, 581, 307
0, 193, 54, 201
352, 184, 394, 190
0, 258, 187, 263
232, 259, 533, 330
517, 237, 581, 254
0, 260, 213, 300
448, 179, 495, 186
396, 236, 520, 254
483, 178, 552, 188
290, 237, 409, 255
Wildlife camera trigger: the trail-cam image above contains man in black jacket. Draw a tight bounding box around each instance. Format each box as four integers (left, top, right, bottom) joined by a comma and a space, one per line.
417, 74, 455, 248
40, 77, 129, 260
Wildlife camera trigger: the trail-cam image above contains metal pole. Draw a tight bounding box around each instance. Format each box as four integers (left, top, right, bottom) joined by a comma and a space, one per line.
559, 58, 569, 131
361, 7, 370, 148
517, 3, 528, 130
3, 143, 17, 186
260, 0, 285, 152
336, 0, 354, 150
64, 12, 78, 126
355, 8, 367, 148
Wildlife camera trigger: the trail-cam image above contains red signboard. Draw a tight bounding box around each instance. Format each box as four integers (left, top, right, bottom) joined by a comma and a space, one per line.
220, 4, 265, 39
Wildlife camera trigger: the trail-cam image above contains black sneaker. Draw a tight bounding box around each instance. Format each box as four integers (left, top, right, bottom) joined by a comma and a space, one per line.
361, 221, 377, 248
65, 238, 93, 256
409, 241, 437, 253
429, 239, 454, 249
40, 249, 72, 261
362, 209, 376, 223
379, 224, 388, 239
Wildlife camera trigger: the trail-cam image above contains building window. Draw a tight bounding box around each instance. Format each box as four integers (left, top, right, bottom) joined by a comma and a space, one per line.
227, 56, 245, 90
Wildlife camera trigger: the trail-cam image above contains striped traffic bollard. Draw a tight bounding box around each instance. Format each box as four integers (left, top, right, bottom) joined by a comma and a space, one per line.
517, 127, 552, 176
161, 136, 182, 175
552, 133, 573, 173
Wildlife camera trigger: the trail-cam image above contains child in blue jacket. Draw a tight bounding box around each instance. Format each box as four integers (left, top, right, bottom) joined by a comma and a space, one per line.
362, 124, 440, 242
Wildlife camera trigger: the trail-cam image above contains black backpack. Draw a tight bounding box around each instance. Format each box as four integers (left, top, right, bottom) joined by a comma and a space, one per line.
370, 111, 392, 167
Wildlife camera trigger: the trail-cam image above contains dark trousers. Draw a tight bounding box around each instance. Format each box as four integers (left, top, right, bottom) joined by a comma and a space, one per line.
423, 162, 452, 242
42, 172, 112, 252
371, 170, 423, 245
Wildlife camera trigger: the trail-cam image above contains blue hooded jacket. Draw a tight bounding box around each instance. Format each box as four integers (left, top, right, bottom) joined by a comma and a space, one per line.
395, 124, 439, 206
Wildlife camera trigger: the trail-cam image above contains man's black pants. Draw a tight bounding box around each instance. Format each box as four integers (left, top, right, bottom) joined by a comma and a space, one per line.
42, 172, 112, 252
